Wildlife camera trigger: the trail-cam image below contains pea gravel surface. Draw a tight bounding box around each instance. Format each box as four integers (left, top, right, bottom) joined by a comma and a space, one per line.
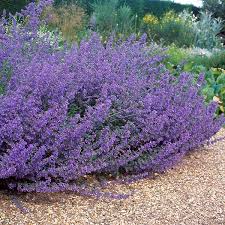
0, 129, 225, 225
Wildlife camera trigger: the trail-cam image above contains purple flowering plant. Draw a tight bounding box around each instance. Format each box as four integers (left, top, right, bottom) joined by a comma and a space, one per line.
0, 0, 224, 197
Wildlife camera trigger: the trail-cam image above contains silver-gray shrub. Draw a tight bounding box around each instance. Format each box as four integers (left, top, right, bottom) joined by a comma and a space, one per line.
193, 11, 223, 49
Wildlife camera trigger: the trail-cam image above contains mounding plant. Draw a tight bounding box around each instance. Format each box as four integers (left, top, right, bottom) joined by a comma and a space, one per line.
143, 0, 199, 18
203, 0, 225, 20
91, 0, 135, 40
42, 3, 87, 43
193, 11, 223, 50
0, 0, 30, 16
0, 0, 224, 198
142, 11, 195, 47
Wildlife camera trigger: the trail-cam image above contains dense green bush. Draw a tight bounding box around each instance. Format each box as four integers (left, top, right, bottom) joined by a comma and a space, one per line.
54, 0, 95, 14
203, 0, 225, 20
0, 0, 29, 15
193, 11, 223, 49
163, 45, 190, 75
142, 11, 195, 47
143, 10, 224, 49
143, 1, 199, 18
202, 68, 225, 114
188, 49, 225, 70
119, 0, 144, 16
91, 0, 135, 40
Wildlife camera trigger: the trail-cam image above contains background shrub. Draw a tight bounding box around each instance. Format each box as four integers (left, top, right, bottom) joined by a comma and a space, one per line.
159, 11, 195, 47
142, 11, 195, 47
53, 0, 199, 18
91, 0, 118, 37
203, 0, 225, 20
187, 49, 225, 70
116, 5, 135, 37
193, 11, 223, 49
143, 1, 199, 18
43, 3, 88, 43
91, 0, 135, 40
119, 0, 144, 17
0, 0, 30, 15
164, 46, 225, 115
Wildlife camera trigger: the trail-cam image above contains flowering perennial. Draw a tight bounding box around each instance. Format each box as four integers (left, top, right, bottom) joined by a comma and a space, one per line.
0, 1, 224, 197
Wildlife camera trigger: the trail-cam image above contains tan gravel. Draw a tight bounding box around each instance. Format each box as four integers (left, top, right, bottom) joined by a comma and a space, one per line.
0, 129, 225, 225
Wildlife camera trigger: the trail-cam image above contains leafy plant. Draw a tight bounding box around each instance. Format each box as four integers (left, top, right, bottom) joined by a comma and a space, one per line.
202, 68, 225, 114
116, 5, 134, 37
193, 11, 223, 49
188, 49, 225, 70
0, 61, 12, 95
163, 45, 190, 76
165, 46, 225, 115
203, 0, 225, 20
142, 11, 195, 47
91, 0, 118, 38
143, 1, 199, 18
119, 0, 145, 17
91, 0, 135, 40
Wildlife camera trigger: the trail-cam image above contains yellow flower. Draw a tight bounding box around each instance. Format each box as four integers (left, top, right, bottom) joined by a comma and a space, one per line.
143, 14, 159, 25
162, 11, 181, 24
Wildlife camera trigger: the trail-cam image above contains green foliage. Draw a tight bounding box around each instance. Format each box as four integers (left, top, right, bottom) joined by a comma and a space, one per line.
143, 10, 224, 49
165, 46, 225, 72
143, 11, 195, 47
165, 45, 189, 65
0, 61, 12, 95
193, 11, 223, 49
164, 45, 190, 76
143, 1, 199, 18
91, 0, 134, 40
62, 0, 100, 14
116, 5, 134, 36
0, 0, 29, 15
53, 0, 200, 18
119, 0, 145, 16
55, 0, 144, 16
188, 50, 225, 70
202, 68, 225, 114
160, 11, 195, 47
203, 0, 225, 20
165, 46, 225, 115
92, 0, 118, 37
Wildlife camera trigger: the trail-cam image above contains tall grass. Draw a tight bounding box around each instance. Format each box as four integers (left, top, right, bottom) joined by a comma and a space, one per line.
43, 4, 87, 43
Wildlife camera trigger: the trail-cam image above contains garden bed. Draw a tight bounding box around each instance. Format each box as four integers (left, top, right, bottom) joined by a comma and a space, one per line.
1, 129, 224, 225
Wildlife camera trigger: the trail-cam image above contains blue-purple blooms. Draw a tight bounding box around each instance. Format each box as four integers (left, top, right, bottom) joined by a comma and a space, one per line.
0, 0, 224, 196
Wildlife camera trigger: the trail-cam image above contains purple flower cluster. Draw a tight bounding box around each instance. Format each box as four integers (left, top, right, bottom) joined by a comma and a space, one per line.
0, 1, 224, 196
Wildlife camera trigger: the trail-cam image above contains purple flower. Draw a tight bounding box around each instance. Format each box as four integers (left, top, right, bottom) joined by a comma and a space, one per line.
0, 0, 224, 197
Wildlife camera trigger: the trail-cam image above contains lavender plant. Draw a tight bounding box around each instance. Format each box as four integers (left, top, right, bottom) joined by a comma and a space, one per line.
0, 0, 224, 197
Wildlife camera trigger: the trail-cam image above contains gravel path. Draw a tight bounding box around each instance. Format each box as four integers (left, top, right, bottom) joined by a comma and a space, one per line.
0, 129, 225, 225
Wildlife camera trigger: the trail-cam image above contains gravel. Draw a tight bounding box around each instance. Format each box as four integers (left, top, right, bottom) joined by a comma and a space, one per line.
0, 129, 225, 225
